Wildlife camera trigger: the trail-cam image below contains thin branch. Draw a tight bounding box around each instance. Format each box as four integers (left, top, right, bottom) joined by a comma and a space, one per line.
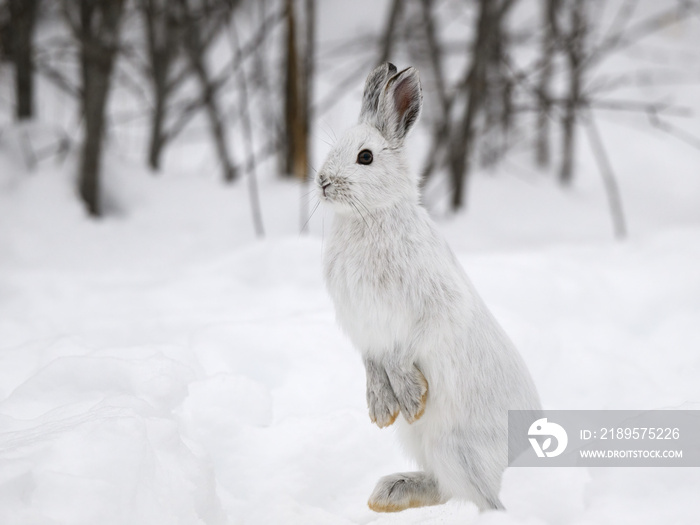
582, 112, 627, 240
34, 58, 82, 98
228, 18, 265, 237
162, 6, 286, 145
313, 58, 375, 117
648, 111, 700, 151
585, 1, 700, 72
378, 0, 403, 64
301, 0, 316, 233
588, 98, 692, 117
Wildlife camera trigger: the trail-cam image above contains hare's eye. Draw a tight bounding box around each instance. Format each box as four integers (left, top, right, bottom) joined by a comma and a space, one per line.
357, 149, 373, 165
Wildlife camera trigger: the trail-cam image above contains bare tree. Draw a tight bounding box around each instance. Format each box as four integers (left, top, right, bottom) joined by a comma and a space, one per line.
448, 0, 516, 210
64, 0, 126, 217
299, 0, 315, 231
418, 0, 454, 187
283, 0, 303, 180
8, 0, 38, 120
229, 17, 265, 237
138, 0, 181, 171
283, 0, 300, 178
250, 0, 278, 161
558, 0, 586, 185
0, 3, 9, 62
11, 0, 694, 234
283, 0, 314, 182
583, 112, 626, 239
303, 0, 315, 169
378, 0, 403, 64
535, 0, 560, 168
176, 0, 238, 182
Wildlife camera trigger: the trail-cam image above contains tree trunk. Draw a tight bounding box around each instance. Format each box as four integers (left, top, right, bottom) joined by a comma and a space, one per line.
81, 67, 111, 216
559, 0, 585, 185
448, 0, 494, 210
299, 0, 315, 232
68, 0, 125, 217
141, 0, 179, 171
560, 83, 578, 185
201, 73, 238, 183
535, 0, 560, 168
378, 0, 402, 64
9, 0, 37, 120
148, 85, 167, 170
283, 0, 308, 180
303, 0, 315, 167
418, 0, 453, 187
178, 0, 238, 183
230, 19, 265, 237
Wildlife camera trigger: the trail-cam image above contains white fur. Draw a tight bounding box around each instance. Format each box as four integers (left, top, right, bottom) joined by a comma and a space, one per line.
317, 65, 541, 511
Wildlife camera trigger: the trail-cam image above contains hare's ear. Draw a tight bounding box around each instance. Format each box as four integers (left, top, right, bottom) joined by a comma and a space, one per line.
377, 67, 422, 144
359, 62, 397, 125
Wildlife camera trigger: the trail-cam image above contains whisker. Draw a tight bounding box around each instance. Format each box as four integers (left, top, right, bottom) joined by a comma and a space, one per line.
302, 194, 320, 208
356, 200, 381, 244
300, 200, 321, 233
355, 199, 379, 231
302, 187, 318, 198
349, 201, 372, 234
320, 121, 337, 144
344, 165, 380, 243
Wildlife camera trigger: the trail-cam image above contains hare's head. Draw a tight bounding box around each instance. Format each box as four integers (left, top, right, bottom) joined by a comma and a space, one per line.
317, 63, 422, 213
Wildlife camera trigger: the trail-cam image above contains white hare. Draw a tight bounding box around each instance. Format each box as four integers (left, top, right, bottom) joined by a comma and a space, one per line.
317, 63, 541, 512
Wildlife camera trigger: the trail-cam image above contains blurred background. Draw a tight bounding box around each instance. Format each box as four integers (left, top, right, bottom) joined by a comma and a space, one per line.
1, 0, 698, 243
1, 1, 700, 524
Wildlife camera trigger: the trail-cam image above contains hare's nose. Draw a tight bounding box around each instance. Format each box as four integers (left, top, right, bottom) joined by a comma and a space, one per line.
321, 181, 331, 197
318, 173, 331, 195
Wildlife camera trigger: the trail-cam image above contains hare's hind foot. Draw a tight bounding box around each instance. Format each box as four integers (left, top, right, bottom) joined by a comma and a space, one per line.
368, 471, 444, 513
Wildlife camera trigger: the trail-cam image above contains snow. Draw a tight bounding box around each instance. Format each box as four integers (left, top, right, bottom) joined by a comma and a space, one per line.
2, 140, 699, 523
2, 1, 700, 523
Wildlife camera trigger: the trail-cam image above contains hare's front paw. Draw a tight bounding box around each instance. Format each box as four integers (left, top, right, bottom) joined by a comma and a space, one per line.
365, 359, 400, 428
386, 365, 428, 424
367, 382, 400, 428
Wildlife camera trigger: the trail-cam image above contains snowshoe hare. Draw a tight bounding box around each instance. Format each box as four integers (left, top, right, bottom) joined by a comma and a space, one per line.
317, 63, 541, 512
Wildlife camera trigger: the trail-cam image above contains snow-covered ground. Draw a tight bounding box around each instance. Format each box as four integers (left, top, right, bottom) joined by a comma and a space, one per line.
2, 126, 700, 524
2, 1, 700, 523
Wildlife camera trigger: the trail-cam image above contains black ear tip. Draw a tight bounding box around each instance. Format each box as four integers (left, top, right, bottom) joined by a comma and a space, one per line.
386, 62, 397, 74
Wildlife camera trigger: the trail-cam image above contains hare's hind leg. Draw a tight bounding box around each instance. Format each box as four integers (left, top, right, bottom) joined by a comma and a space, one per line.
430, 439, 506, 511
368, 471, 445, 512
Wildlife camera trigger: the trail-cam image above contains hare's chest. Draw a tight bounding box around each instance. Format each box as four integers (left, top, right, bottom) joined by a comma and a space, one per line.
324, 235, 407, 299
324, 235, 414, 346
